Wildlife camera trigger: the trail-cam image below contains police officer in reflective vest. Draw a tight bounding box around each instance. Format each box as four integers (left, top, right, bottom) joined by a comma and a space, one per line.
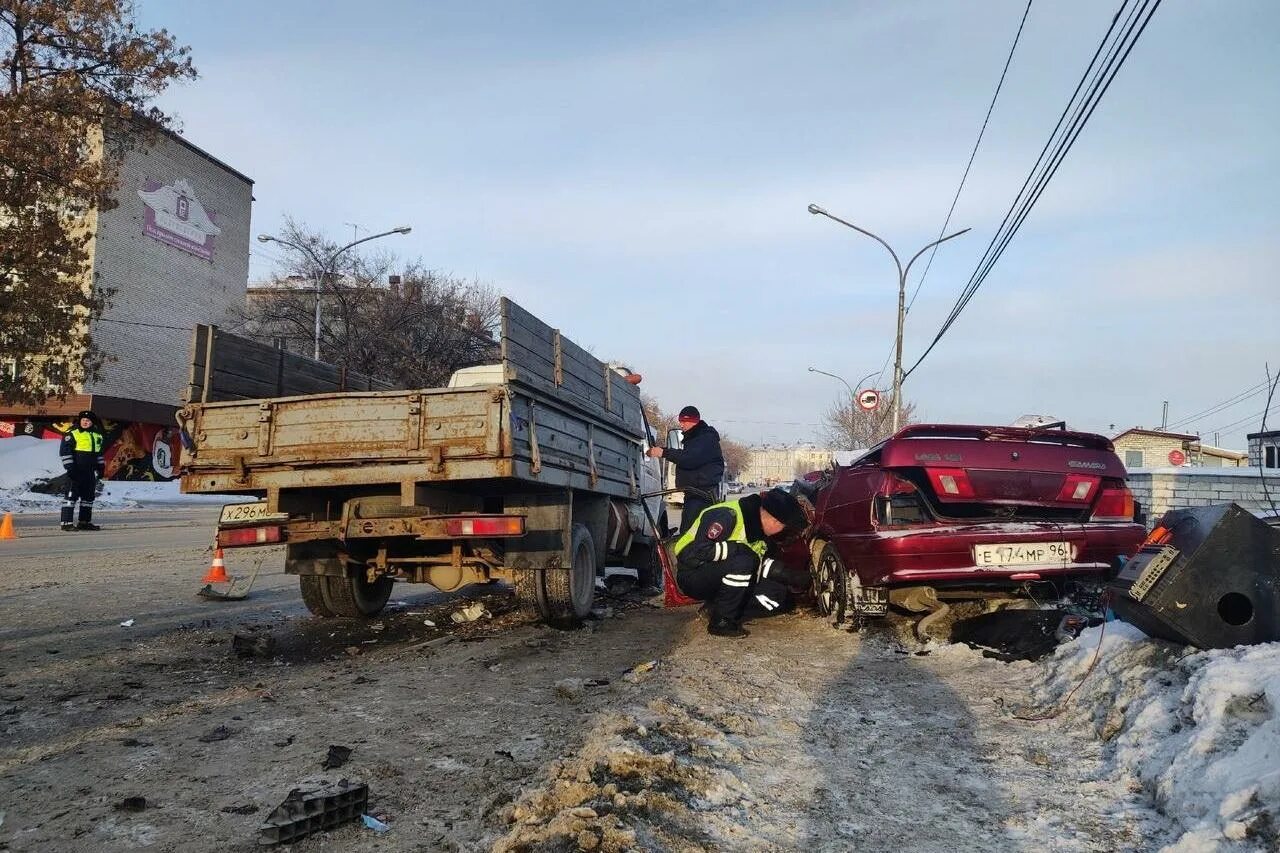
672, 487, 808, 638
59, 410, 105, 531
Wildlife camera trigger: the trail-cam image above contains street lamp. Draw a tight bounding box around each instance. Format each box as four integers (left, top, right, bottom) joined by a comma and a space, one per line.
808, 367, 880, 449
807, 203, 968, 433
257, 225, 412, 360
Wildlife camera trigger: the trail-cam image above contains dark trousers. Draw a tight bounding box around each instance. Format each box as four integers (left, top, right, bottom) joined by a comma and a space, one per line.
678, 492, 714, 535
677, 550, 757, 622
61, 469, 97, 526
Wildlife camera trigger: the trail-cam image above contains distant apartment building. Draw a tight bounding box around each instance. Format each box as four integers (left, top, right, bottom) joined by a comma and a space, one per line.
1, 123, 253, 479
741, 445, 837, 485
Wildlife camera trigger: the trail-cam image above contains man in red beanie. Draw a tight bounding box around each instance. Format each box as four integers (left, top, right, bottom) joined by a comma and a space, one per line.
671, 487, 809, 638
646, 405, 724, 533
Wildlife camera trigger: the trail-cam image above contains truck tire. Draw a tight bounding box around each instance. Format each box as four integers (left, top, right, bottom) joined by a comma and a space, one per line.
299, 575, 336, 617
319, 572, 394, 618
530, 523, 597, 629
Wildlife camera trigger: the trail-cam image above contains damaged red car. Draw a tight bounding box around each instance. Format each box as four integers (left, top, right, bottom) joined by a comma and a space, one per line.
785, 424, 1146, 624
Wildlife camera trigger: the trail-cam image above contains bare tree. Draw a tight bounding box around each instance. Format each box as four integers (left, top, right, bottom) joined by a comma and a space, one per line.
721, 437, 749, 480
236, 220, 499, 389
819, 392, 916, 449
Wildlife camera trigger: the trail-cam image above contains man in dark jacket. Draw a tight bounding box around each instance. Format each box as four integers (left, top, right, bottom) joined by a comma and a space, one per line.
672, 488, 809, 638
59, 410, 105, 531
646, 405, 724, 533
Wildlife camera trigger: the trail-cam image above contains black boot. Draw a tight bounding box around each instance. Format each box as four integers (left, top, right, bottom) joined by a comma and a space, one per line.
61, 502, 76, 531
76, 504, 100, 531
707, 618, 748, 639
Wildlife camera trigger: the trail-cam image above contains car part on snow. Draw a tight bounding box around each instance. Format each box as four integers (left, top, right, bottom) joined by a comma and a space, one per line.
1111, 502, 1280, 649
890, 586, 950, 641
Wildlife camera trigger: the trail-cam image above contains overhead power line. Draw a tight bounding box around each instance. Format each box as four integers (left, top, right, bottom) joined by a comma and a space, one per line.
906, 0, 1034, 317
904, 0, 1164, 381
1203, 402, 1280, 438
1164, 381, 1269, 431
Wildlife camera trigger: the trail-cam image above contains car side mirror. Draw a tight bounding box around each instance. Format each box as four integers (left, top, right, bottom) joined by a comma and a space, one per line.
666, 429, 683, 451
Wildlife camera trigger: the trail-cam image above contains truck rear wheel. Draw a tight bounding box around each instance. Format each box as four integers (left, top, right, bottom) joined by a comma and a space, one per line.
319, 572, 394, 618
299, 575, 335, 617
521, 523, 596, 629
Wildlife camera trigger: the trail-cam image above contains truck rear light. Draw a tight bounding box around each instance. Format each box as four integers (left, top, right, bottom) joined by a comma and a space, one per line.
218, 525, 283, 548
1091, 486, 1135, 521
1056, 474, 1099, 502
444, 516, 525, 537
926, 468, 975, 498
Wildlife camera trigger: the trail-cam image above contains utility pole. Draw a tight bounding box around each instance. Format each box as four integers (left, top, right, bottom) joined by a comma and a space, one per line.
807, 204, 969, 432
1161, 401, 1169, 430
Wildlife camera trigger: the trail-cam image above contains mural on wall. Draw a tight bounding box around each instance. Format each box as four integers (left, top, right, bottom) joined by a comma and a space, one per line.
0, 419, 181, 481
137, 178, 221, 260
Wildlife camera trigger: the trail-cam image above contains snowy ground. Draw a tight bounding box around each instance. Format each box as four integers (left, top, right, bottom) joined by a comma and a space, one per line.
1032, 623, 1280, 851
0, 437, 241, 512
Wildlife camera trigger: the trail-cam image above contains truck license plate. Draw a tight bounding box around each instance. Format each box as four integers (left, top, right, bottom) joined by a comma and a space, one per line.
973, 541, 1074, 567
219, 501, 282, 525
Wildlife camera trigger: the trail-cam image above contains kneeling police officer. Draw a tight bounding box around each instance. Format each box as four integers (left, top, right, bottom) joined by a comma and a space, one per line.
672, 487, 808, 638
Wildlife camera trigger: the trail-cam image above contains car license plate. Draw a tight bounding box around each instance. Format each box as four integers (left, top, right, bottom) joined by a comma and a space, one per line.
219, 501, 282, 525
973, 541, 1074, 567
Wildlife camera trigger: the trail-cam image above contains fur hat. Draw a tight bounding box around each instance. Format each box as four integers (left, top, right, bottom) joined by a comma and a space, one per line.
761, 487, 808, 532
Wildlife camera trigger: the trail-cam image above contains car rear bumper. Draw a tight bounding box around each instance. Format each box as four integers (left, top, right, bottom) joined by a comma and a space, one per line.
832, 521, 1145, 587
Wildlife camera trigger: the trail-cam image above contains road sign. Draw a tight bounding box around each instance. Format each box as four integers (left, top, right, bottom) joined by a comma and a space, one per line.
856, 389, 880, 411
1168, 449, 1186, 467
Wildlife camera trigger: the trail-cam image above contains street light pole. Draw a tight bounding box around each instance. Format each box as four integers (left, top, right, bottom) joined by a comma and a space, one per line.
258, 225, 412, 361
807, 204, 969, 433
808, 366, 879, 449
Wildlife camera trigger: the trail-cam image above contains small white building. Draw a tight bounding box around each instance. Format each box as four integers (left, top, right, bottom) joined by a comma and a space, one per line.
1248, 430, 1280, 469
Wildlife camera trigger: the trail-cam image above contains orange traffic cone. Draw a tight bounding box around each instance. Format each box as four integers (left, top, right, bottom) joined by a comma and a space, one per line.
0, 512, 15, 540
201, 547, 230, 583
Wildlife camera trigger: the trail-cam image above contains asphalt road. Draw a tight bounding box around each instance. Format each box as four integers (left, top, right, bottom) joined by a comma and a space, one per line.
1, 507, 227, 558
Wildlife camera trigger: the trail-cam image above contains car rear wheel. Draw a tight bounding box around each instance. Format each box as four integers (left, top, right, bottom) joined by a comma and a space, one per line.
812, 542, 849, 627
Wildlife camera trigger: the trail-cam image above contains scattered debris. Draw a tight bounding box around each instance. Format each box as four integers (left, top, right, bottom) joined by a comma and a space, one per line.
406, 635, 457, 653
258, 782, 368, 846
450, 603, 490, 624
119, 619, 135, 628
322, 745, 353, 770
221, 803, 259, 815
422, 619, 436, 628
114, 796, 147, 812
344, 646, 363, 656
197, 725, 235, 743
622, 660, 660, 683
119, 738, 152, 748
554, 678, 586, 700
273, 735, 295, 748
352, 675, 377, 685
232, 632, 276, 659
361, 814, 391, 833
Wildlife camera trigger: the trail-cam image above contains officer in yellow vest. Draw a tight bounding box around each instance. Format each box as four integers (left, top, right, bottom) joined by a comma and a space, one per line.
673, 487, 808, 638
59, 410, 105, 531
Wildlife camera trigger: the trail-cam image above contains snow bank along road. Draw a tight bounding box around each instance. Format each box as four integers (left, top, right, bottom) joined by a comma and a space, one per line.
0, 508, 1271, 851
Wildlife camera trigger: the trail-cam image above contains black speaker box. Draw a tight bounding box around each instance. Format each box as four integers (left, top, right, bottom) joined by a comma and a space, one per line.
1110, 503, 1280, 649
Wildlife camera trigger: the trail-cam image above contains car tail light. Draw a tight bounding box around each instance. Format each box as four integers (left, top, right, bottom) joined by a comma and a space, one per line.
1056, 474, 1099, 502
218, 525, 283, 548
444, 516, 526, 537
926, 468, 975, 499
1091, 485, 1135, 521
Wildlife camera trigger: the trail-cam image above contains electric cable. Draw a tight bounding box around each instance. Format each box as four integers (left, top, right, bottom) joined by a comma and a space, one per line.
1164, 381, 1269, 431
905, 0, 1164, 381
906, 0, 1034, 316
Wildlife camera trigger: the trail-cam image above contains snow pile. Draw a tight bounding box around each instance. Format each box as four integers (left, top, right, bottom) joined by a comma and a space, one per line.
0, 436, 63, 489
0, 437, 240, 511
1035, 623, 1280, 850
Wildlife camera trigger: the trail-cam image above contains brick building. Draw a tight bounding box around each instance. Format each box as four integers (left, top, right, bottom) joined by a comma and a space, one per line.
1111, 428, 1247, 470
0, 123, 253, 479
1248, 430, 1280, 469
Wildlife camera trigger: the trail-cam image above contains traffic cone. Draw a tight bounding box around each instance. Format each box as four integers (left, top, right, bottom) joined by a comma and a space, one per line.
0, 512, 15, 540
201, 547, 230, 583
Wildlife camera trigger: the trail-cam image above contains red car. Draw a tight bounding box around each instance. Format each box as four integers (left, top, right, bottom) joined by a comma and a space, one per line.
783, 424, 1145, 624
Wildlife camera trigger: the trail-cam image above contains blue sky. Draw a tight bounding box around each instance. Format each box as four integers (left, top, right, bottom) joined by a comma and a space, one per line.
143, 0, 1279, 449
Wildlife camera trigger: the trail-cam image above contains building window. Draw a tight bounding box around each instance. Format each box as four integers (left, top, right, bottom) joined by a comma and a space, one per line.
1125, 450, 1144, 469
1267, 446, 1278, 469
